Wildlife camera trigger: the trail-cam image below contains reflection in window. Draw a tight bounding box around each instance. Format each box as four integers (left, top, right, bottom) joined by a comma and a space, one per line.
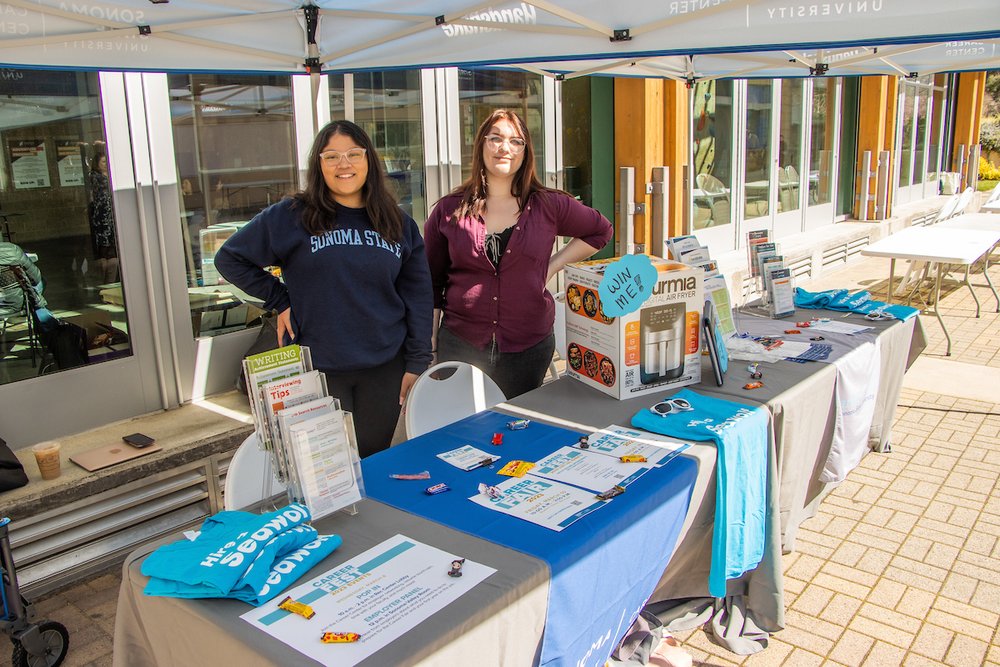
809, 78, 836, 207
837, 78, 860, 217
744, 80, 773, 220
458, 70, 545, 183
898, 86, 914, 188
0, 70, 132, 386
778, 80, 803, 213
691, 80, 734, 229
912, 84, 928, 187
168, 74, 296, 337
338, 72, 426, 220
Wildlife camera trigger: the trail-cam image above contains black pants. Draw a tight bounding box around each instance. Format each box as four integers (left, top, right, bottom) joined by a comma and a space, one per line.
437, 326, 554, 400
321, 352, 405, 459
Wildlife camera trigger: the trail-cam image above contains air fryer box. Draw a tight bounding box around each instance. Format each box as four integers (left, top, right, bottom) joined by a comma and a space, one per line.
563, 257, 702, 400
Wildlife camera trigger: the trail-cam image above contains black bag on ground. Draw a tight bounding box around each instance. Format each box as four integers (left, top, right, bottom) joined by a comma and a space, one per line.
41, 322, 89, 371
0, 436, 29, 492
236, 312, 280, 394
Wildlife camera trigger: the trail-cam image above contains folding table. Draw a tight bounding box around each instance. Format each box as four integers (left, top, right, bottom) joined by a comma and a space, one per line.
862, 226, 1000, 355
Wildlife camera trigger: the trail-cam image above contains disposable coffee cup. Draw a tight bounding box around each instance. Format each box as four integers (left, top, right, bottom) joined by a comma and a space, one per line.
32, 441, 62, 481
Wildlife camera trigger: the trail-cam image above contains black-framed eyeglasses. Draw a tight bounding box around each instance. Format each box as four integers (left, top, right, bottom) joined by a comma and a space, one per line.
320, 148, 367, 165
485, 134, 526, 155
649, 397, 693, 417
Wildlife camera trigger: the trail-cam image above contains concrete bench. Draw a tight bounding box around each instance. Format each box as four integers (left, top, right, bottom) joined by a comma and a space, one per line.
4, 392, 253, 596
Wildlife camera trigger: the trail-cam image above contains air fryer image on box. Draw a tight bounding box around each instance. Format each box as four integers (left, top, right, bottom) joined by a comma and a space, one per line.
639, 302, 687, 385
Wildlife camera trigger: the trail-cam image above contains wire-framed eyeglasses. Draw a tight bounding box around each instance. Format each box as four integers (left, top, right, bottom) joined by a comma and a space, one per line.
320, 148, 367, 165
649, 397, 693, 417
485, 134, 526, 155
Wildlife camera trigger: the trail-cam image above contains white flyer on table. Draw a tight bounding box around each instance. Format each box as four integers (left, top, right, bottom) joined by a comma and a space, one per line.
242, 534, 494, 667
528, 446, 651, 492
585, 425, 692, 466
469, 476, 606, 531
436, 445, 499, 471
808, 320, 873, 335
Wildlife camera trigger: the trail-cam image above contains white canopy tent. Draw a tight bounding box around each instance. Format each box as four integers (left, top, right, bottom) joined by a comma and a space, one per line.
0, 1, 997, 79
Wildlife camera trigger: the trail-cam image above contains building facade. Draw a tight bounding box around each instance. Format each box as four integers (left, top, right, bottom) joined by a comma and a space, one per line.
0, 66, 984, 447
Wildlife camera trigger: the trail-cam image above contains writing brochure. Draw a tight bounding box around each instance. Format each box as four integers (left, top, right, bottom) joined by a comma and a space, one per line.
468, 476, 606, 531
528, 446, 652, 492
242, 535, 494, 667
243, 345, 313, 449
436, 445, 501, 471
285, 408, 362, 520
585, 425, 692, 466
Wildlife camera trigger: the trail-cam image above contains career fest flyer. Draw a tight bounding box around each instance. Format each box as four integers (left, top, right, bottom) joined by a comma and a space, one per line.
242, 535, 494, 666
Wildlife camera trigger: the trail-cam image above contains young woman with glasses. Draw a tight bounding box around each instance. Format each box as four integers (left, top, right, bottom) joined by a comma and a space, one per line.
424, 109, 612, 399
216, 120, 433, 457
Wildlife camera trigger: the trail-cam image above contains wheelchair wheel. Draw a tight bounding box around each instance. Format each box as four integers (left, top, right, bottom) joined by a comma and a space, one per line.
11, 620, 69, 667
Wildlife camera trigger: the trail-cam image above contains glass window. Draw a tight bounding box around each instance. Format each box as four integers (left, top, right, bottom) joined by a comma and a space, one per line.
561, 77, 592, 206
691, 80, 734, 229
458, 70, 545, 182
810, 78, 837, 207
837, 78, 860, 217
168, 74, 296, 338
353, 72, 426, 221
0, 70, 132, 386
778, 79, 804, 213
744, 80, 773, 220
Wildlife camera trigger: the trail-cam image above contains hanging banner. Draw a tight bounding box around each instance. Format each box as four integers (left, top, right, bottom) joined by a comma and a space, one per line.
10, 139, 50, 189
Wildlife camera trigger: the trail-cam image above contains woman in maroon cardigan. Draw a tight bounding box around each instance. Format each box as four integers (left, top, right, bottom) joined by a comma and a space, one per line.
424, 109, 612, 399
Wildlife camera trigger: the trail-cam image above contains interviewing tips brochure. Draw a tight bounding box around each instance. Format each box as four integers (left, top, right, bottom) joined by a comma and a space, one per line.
243, 535, 494, 667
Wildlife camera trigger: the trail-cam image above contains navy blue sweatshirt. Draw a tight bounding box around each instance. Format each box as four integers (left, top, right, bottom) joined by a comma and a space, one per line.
215, 198, 433, 375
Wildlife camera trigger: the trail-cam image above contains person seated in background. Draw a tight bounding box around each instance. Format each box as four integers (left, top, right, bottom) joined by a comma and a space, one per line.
0, 242, 55, 330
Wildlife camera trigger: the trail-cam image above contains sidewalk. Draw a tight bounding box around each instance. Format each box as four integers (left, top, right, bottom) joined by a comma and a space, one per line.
32, 254, 1000, 667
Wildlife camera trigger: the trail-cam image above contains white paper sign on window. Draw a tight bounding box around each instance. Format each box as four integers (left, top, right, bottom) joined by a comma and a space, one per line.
10, 139, 50, 189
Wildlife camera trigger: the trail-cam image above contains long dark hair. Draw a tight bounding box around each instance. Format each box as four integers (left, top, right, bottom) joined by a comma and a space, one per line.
294, 120, 402, 243
453, 109, 547, 219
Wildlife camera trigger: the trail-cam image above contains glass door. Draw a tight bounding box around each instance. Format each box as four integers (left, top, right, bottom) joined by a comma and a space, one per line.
773, 79, 806, 237
691, 80, 737, 253
804, 78, 840, 230
739, 80, 774, 244
0, 71, 165, 446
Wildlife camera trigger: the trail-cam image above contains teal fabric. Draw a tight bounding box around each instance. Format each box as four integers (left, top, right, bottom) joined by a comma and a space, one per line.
632, 389, 768, 598
142, 504, 341, 605
793, 287, 918, 321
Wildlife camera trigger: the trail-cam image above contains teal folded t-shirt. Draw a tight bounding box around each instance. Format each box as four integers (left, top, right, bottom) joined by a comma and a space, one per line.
632, 389, 768, 598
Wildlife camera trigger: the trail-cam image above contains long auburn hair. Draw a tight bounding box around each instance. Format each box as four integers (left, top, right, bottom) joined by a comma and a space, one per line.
453, 109, 547, 219
293, 120, 402, 243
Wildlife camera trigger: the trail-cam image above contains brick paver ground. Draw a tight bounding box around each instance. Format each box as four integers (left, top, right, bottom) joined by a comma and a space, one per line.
30, 253, 1000, 667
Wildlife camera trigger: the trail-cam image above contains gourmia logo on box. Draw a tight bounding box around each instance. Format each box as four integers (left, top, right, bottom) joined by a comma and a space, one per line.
440, 3, 537, 37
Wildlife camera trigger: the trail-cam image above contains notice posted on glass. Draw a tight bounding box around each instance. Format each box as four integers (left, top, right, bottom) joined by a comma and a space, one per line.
242, 534, 494, 666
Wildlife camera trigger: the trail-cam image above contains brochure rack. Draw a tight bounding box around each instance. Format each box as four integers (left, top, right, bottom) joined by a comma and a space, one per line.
242, 345, 364, 519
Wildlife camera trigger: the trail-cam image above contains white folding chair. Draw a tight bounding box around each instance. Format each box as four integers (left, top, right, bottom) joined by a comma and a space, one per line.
223, 432, 287, 510
952, 187, 974, 218
987, 182, 1000, 204
403, 361, 506, 439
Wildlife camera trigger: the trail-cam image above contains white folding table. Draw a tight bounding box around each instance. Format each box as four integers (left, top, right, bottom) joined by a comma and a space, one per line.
861, 226, 1000, 355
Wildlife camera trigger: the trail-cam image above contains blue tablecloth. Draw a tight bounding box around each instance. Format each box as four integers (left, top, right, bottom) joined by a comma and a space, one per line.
362, 410, 699, 667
